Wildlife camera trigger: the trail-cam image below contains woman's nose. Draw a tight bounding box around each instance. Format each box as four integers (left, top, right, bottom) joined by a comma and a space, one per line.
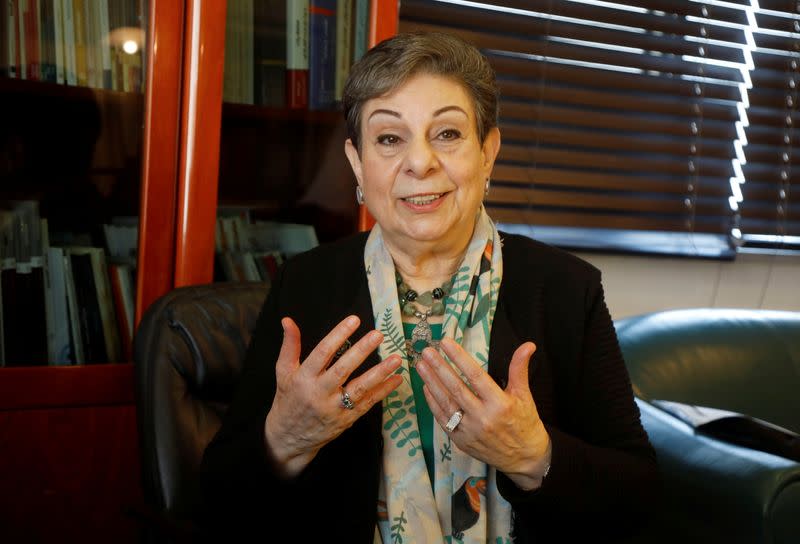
404, 137, 438, 178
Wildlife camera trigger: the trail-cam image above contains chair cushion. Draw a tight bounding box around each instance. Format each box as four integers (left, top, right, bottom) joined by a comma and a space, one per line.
134, 282, 268, 518
615, 308, 800, 435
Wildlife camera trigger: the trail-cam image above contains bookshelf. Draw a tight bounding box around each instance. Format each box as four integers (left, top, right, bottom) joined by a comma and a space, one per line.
176, 0, 398, 287
0, 0, 182, 541
0, 0, 398, 540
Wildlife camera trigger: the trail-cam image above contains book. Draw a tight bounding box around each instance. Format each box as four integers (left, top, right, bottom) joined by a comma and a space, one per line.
66, 248, 108, 364
308, 0, 336, 110
652, 399, 800, 462
352, 0, 367, 62
108, 262, 134, 361
40, 0, 57, 82
61, 247, 83, 363
88, 247, 121, 362
334, 0, 352, 102
46, 246, 73, 364
61, 0, 77, 85
52, 0, 65, 83
286, 0, 309, 109
0, 213, 16, 365
223, 0, 254, 104
254, 0, 286, 107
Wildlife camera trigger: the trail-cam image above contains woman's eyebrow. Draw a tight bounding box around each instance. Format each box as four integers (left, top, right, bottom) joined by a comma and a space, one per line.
367, 105, 468, 122
433, 105, 468, 117
367, 109, 401, 121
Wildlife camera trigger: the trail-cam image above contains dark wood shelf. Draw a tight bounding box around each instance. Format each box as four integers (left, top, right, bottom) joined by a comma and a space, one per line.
222, 100, 345, 124
0, 363, 135, 411
0, 75, 144, 103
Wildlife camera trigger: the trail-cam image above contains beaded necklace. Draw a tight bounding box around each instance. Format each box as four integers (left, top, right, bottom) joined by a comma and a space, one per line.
396, 271, 455, 365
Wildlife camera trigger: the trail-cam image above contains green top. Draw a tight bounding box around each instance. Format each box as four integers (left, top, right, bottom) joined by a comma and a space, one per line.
403, 322, 443, 486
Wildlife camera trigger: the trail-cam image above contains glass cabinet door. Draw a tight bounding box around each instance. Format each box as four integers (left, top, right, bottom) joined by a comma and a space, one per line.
211, 0, 365, 285
0, 0, 176, 365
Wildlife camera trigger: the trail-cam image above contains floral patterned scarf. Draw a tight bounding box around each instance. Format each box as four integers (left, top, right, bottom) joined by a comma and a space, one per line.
365, 208, 513, 543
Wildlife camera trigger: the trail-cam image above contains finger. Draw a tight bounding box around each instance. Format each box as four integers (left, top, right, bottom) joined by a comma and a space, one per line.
506, 342, 536, 397
275, 317, 301, 382
416, 349, 480, 415
303, 315, 361, 375
323, 329, 385, 389
421, 384, 449, 427
343, 355, 404, 413
438, 338, 503, 401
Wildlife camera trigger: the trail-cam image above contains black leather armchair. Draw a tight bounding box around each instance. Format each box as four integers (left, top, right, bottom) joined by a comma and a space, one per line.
133, 282, 269, 542
616, 308, 800, 544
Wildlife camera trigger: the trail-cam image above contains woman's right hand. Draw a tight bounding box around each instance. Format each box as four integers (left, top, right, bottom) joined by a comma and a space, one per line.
264, 315, 403, 478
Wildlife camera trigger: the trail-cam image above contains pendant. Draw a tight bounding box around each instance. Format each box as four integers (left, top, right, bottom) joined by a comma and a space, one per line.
406, 312, 439, 367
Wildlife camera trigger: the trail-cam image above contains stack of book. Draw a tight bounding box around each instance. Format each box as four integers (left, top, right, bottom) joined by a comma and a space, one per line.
0, 201, 137, 366
215, 207, 318, 285
223, 0, 370, 110
1, 0, 147, 92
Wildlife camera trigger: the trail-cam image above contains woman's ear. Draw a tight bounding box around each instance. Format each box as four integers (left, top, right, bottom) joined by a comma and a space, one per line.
344, 139, 364, 186
481, 127, 501, 174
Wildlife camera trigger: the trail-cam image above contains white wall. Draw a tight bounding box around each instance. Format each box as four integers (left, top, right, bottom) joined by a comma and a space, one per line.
572, 251, 800, 320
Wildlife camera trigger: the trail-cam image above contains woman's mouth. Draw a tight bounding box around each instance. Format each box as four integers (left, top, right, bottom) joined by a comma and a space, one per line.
402, 193, 445, 205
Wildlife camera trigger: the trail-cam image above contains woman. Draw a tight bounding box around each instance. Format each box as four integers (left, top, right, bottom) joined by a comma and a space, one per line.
197, 32, 658, 542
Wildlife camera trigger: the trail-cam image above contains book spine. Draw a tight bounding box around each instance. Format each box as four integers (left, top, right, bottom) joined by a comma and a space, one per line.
61, 0, 76, 84
73, 0, 87, 86
82, 0, 96, 87
90, 248, 120, 362
40, 0, 57, 82
334, 0, 351, 102
62, 250, 84, 364
307, 0, 335, 110
6, 0, 15, 78
52, 0, 65, 83
286, 0, 309, 109
352, 0, 366, 62
0, 0, 8, 77
69, 250, 108, 364
108, 264, 133, 361
96, 0, 111, 89
17, 0, 26, 79
46, 247, 72, 364
1, 257, 17, 364
254, 0, 286, 107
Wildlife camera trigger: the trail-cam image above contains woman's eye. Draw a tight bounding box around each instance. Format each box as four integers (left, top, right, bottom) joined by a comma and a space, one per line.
377, 134, 400, 146
438, 129, 461, 140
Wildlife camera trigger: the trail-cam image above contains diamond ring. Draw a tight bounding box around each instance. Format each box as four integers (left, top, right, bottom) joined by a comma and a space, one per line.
445, 409, 464, 432
340, 388, 355, 410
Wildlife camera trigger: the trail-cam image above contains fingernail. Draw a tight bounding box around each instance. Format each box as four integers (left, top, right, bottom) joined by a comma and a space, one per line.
346, 315, 359, 327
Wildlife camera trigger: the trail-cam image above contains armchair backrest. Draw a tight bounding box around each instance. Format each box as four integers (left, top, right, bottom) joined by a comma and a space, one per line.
615, 308, 800, 435
133, 282, 269, 520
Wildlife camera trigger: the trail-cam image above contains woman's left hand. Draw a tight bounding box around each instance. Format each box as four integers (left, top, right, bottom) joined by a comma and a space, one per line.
415, 339, 552, 491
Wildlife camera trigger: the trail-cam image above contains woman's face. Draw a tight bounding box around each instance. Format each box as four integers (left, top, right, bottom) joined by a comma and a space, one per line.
345, 73, 500, 254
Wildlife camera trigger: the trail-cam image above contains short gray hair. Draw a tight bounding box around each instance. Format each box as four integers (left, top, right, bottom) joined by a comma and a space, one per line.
343, 32, 499, 151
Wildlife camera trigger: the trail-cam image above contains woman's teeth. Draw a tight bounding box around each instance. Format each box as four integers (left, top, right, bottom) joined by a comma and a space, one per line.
404, 194, 442, 205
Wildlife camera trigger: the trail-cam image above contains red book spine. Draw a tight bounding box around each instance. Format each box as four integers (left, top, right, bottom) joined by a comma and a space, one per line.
286, 70, 308, 109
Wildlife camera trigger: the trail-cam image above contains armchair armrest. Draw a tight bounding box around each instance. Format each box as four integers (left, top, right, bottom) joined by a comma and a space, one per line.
637, 398, 800, 544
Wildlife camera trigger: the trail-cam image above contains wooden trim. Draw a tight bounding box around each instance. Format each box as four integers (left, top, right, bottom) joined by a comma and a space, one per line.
173, 0, 227, 287
370, 0, 399, 48
136, 0, 185, 326
359, 0, 398, 232
0, 364, 135, 410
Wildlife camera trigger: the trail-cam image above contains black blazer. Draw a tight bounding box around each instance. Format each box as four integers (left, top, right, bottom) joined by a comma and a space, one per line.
197, 232, 659, 542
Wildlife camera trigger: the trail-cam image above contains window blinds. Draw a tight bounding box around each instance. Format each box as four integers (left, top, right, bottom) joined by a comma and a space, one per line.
399, 0, 798, 254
